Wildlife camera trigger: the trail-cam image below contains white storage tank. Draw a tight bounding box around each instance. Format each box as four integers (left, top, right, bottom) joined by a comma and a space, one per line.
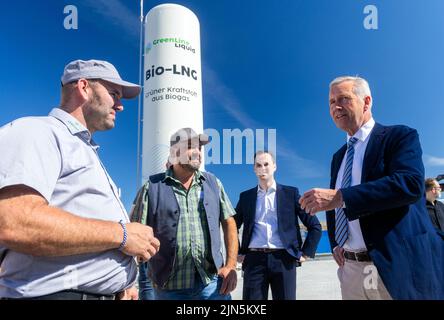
142, 3, 204, 180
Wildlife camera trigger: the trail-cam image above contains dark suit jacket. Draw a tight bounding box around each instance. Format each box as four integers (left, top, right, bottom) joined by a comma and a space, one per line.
327, 123, 444, 299
235, 184, 322, 260
426, 200, 444, 232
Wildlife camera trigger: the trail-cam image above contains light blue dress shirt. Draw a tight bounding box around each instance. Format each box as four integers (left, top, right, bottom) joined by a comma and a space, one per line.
249, 181, 285, 249
0, 108, 136, 298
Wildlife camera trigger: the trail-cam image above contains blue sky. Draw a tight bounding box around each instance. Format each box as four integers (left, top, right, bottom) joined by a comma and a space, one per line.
2, 0, 444, 223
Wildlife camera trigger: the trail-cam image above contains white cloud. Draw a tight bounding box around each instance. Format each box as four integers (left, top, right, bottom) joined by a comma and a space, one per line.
83, 0, 140, 41
424, 154, 444, 167
203, 65, 325, 179
203, 66, 260, 129
80, 1, 325, 179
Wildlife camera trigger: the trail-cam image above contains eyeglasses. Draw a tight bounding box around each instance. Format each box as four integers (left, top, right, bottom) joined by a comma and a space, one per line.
433, 187, 442, 191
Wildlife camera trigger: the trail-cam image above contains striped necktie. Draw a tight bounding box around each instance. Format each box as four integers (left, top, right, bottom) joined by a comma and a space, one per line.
335, 137, 358, 247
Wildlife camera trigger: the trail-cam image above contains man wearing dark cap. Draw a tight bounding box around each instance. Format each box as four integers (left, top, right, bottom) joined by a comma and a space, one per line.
131, 128, 238, 300
0, 59, 160, 299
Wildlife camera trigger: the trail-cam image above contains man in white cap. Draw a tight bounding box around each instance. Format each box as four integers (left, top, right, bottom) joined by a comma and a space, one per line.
0, 59, 160, 300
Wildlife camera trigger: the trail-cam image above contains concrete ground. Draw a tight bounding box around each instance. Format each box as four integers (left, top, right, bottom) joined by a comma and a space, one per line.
231, 255, 341, 300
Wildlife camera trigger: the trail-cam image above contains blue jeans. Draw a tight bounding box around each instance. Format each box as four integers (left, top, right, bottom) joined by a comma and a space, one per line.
154, 274, 232, 300
138, 262, 155, 300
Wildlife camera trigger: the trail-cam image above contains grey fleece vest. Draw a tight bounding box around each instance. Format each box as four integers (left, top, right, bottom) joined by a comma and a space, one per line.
146, 171, 223, 288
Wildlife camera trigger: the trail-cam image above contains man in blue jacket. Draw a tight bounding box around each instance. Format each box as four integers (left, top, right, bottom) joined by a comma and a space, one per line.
235, 150, 321, 300
300, 76, 444, 300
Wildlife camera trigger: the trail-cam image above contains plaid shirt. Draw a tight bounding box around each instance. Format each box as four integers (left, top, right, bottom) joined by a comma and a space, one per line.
130, 169, 235, 290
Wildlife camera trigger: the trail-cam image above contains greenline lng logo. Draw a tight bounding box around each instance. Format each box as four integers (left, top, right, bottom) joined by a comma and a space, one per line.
145, 37, 196, 54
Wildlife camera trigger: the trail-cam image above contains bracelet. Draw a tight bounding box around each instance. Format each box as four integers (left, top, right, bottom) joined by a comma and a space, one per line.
118, 220, 127, 251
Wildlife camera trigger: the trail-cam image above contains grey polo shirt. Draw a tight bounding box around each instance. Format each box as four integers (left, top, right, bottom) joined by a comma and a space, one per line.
0, 108, 137, 298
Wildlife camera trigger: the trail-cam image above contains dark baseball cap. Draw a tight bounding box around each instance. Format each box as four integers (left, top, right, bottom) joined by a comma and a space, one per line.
61, 59, 141, 99
170, 128, 209, 147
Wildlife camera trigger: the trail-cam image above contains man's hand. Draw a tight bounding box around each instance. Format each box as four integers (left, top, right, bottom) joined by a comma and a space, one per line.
332, 246, 345, 267
218, 266, 237, 295
121, 223, 160, 262
116, 286, 139, 300
299, 188, 343, 215
298, 255, 307, 263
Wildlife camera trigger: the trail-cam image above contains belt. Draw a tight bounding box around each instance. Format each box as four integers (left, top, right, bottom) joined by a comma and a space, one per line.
249, 248, 284, 253
344, 250, 372, 262
3, 290, 116, 300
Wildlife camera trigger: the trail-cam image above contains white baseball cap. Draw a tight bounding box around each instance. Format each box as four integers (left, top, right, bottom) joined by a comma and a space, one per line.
61, 59, 141, 99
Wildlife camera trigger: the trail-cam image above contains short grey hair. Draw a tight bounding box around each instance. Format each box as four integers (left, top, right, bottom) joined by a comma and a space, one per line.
330, 76, 372, 108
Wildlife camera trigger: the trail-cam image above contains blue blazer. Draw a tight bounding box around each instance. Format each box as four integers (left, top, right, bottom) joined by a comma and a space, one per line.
326, 123, 444, 299
235, 184, 322, 259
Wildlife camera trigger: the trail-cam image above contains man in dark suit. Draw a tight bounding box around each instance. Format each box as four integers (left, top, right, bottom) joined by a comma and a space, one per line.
425, 178, 444, 232
300, 76, 444, 299
235, 151, 321, 300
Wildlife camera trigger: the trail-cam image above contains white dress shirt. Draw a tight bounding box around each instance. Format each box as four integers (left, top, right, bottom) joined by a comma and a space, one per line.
335, 118, 376, 251
249, 181, 285, 249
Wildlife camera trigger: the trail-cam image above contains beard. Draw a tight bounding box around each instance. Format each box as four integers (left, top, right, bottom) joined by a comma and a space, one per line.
84, 89, 115, 132
178, 152, 201, 172
179, 163, 200, 172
